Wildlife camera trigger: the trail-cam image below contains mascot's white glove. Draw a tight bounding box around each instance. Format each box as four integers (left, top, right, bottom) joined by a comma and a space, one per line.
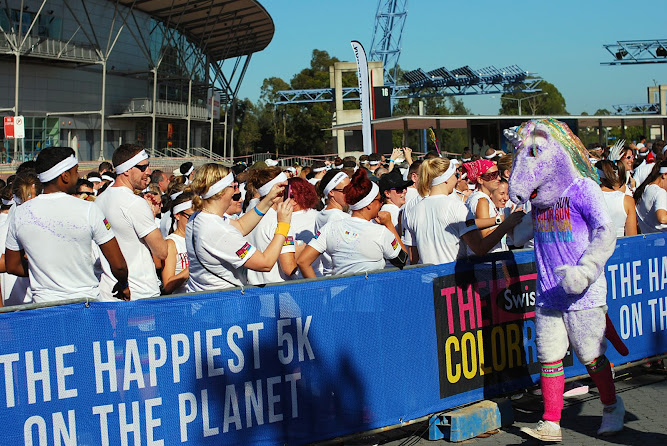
554, 225, 616, 295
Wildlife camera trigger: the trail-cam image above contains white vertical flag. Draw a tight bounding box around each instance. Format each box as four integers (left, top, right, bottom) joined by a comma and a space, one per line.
351, 40, 373, 155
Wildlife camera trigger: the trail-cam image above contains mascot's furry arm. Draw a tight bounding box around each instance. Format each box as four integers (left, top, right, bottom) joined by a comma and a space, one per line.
554, 225, 616, 295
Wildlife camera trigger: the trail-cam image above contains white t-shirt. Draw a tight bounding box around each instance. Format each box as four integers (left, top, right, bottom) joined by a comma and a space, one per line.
465, 190, 506, 255
401, 191, 423, 248
380, 203, 401, 232
412, 194, 477, 265
166, 233, 189, 295
308, 217, 401, 275
636, 184, 667, 233
186, 212, 256, 292
0, 217, 32, 306
314, 208, 350, 275
633, 160, 654, 187
6, 193, 114, 302
95, 186, 161, 300
246, 208, 296, 285
290, 208, 321, 278
602, 190, 628, 238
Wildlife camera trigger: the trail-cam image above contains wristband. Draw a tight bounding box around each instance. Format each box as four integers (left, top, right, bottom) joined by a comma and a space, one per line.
275, 222, 290, 237
254, 206, 266, 217
495, 215, 502, 225
389, 159, 395, 163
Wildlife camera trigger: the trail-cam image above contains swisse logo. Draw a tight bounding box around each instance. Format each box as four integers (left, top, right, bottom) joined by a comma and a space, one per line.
497, 280, 536, 313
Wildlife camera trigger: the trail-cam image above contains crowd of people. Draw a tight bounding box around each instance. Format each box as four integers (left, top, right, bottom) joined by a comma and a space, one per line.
0, 137, 665, 304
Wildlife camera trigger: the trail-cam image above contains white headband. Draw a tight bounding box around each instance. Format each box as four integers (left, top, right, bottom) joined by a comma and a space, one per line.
483, 153, 496, 159
431, 163, 457, 187
172, 200, 193, 215
257, 172, 288, 197
323, 172, 348, 197
201, 172, 234, 200
312, 167, 327, 173
663, 146, 667, 155
37, 155, 78, 183
13, 194, 23, 205
286, 167, 296, 174
334, 164, 343, 169
596, 168, 607, 179
369, 161, 380, 166
349, 182, 379, 211
2, 197, 15, 206
461, 157, 471, 162
101, 174, 115, 182
660, 167, 667, 174
89, 177, 101, 183
170, 191, 184, 200
115, 150, 148, 174
183, 166, 194, 177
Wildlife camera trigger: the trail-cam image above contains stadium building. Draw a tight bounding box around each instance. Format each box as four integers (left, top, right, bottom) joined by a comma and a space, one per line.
0, 0, 274, 163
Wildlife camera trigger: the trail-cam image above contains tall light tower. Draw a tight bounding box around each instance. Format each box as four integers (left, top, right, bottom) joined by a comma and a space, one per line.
369, 0, 408, 91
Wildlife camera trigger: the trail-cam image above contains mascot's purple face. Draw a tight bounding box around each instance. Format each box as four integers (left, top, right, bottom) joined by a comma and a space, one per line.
507, 119, 595, 209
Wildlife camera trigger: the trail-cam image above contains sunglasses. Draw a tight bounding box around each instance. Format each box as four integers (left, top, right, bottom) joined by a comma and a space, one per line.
480, 170, 500, 181
232, 192, 241, 201
180, 211, 194, 218
332, 188, 346, 193
624, 155, 634, 160
133, 163, 150, 172
390, 187, 407, 194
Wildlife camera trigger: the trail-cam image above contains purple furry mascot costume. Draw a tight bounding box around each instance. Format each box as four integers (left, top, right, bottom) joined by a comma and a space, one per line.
506, 119, 625, 442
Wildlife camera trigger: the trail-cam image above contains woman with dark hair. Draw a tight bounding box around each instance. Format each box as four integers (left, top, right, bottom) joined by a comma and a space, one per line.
634, 160, 667, 233
286, 177, 321, 276
246, 167, 298, 285
618, 146, 636, 194
161, 191, 194, 294
596, 160, 637, 237
314, 169, 350, 275
297, 169, 408, 277
306, 160, 327, 186
160, 179, 187, 237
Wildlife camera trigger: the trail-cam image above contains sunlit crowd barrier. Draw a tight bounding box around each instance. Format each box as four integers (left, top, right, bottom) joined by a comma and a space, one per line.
0, 233, 665, 445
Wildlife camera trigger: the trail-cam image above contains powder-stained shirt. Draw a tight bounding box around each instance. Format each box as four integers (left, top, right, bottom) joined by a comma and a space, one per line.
532, 178, 612, 310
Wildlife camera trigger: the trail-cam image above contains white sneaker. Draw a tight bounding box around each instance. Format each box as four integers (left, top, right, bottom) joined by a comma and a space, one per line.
597, 396, 625, 436
520, 420, 562, 442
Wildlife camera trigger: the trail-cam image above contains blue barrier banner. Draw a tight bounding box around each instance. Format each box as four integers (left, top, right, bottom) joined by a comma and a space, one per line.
0, 234, 665, 445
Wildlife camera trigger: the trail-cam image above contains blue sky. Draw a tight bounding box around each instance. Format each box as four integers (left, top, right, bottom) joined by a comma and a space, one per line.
237, 0, 666, 115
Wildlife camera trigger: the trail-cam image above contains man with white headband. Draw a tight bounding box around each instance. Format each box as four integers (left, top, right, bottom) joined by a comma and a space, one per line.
95, 144, 168, 300
5, 147, 129, 302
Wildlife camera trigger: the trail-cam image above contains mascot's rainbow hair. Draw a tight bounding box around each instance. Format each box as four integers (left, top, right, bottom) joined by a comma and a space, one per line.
505, 118, 600, 184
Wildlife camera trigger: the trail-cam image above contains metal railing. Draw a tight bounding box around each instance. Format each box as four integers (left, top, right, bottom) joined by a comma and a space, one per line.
0, 34, 100, 63
120, 98, 209, 120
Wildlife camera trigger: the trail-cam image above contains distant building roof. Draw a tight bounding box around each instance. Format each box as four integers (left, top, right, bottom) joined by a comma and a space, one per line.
117, 0, 274, 61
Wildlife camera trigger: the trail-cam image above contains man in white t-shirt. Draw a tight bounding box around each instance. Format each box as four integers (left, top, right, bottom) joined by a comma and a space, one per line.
5, 147, 129, 303
634, 140, 664, 187
95, 144, 168, 300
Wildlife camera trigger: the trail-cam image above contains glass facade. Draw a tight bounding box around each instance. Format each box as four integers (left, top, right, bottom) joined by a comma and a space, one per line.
0, 116, 59, 162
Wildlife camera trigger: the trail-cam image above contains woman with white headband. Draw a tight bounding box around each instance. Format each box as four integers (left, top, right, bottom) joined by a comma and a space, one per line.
306, 160, 328, 186
245, 167, 298, 285
634, 160, 667, 233
160, 180, 187, 237
596, 160, 637, 238
161, 191, 194, 295
410, 158, 523, 265
298, 168, 407, 277
186, 164, 292, 292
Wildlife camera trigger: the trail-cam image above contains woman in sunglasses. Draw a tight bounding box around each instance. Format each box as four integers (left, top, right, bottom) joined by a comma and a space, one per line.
161, 191, 194, 295
618, 147, 637, 195
298, 168, 408, 278
463, 159, 508, 254
245, 166, 298, 285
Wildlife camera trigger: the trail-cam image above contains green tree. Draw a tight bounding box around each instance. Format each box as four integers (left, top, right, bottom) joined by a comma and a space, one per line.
499, 80, 567, 115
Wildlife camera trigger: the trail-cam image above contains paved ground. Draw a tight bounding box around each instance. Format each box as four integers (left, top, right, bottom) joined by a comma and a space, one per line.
333, 362, 666, 446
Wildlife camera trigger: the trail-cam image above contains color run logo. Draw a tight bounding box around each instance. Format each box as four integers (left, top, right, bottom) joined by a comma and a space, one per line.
534, 197, 573, 243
